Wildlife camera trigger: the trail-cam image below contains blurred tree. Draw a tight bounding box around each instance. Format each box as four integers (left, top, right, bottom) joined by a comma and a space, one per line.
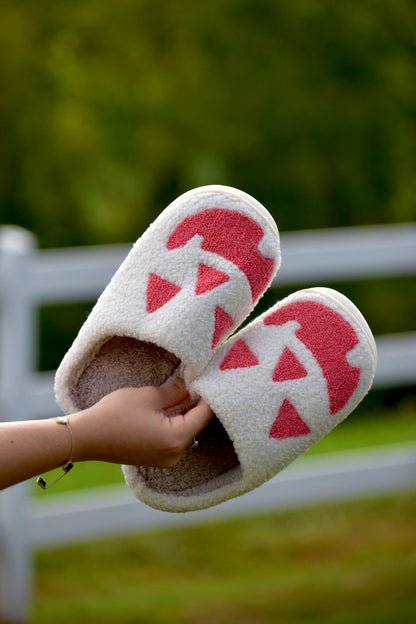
0, 0, 415, 247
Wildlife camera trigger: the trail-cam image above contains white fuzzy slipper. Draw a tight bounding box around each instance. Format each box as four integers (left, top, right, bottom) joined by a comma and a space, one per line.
123, 287, 377, 512
55, 185, 280, 414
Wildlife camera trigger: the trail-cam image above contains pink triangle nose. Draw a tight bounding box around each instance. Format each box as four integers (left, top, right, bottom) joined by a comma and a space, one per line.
269, 399, 311, 440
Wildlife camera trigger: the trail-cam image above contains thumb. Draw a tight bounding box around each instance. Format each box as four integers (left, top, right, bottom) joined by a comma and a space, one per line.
155, 377, 189, 409
172, 398, 214, 445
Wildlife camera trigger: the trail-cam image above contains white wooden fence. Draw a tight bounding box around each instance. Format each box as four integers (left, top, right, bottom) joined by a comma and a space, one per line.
1, 222, 416, 623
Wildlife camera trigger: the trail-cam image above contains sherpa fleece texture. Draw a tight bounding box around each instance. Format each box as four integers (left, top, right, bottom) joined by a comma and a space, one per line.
123, 287, 377, 512
55, 185, 280, 415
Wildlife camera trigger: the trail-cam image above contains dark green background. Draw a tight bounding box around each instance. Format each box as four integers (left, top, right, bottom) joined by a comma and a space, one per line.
1, 0, 415, 404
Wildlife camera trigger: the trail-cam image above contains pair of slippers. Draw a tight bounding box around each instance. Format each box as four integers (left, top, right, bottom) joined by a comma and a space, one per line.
55, 185, 377, 513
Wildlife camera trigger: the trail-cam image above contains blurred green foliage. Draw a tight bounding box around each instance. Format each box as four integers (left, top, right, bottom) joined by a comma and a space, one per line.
1, 0, 415, 408
1, 0, 415, 248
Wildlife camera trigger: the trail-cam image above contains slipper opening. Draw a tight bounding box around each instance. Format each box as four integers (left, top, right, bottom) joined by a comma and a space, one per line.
69, 336, 180, 410
67, 335, 242, 497
135, 417, 241, 497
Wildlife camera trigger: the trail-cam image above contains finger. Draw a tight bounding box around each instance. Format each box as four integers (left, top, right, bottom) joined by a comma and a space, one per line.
155, 377, 189, 409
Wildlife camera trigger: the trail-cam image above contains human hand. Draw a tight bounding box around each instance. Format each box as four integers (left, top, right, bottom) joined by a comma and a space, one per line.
70, 378, 214, 468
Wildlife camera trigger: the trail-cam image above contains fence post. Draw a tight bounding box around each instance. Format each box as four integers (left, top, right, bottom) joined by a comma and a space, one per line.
0, 227, 37, 623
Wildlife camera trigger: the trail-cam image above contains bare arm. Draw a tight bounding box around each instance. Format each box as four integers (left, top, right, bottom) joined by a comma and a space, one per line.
0, 378, 213, 490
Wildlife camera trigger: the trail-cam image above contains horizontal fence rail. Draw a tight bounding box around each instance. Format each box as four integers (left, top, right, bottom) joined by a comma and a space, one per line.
27, 442, 416, 549
278, 222, 416, 283
17, 330, 416, 423
1, 222, 416, 623
12, 221, 416, 305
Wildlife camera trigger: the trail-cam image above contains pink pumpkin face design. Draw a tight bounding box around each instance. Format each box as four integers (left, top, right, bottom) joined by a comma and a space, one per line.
146, 208, 276, 350
218, 300, 361, 441
166, 208, 275, 303
264, 301, 361, 415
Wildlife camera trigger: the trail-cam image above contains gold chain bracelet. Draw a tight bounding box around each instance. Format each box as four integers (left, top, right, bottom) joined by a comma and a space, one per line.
36, 415, 74, 489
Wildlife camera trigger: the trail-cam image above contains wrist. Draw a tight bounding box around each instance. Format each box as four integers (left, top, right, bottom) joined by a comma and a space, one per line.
36, 416, 76, 489
67, 409, 90, 462
69, 404, 110, 463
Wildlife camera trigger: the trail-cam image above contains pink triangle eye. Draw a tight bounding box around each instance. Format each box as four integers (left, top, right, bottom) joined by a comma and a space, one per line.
273, 347, 307, 382
220, 339, 259, 370
147, 274, 181, 313
212, 307, 234, 349
195, 264, 229, 295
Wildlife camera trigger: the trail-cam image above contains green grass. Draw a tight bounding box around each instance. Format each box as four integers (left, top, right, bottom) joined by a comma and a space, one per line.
31, 403, 416, 496
30, 403, 416, 622
33, 492, 416, 624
